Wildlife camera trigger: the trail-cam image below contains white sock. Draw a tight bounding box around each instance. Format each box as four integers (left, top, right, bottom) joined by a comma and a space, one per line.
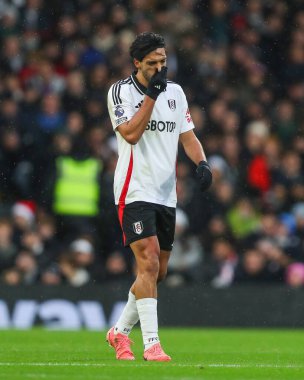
114, 291, 139, 336
136, 298, 159, 350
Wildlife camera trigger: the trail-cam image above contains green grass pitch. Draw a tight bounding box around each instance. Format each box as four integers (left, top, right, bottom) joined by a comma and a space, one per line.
0, 328, 304, 379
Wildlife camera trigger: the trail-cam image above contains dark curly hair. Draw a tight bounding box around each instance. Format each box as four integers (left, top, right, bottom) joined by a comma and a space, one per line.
129, 32, 165, 61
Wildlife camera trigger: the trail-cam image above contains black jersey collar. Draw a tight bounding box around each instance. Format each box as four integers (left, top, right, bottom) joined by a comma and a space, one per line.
131, 72, 146, 95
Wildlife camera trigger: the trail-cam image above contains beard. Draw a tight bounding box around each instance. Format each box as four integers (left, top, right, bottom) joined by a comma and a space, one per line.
142, 70, 153, 84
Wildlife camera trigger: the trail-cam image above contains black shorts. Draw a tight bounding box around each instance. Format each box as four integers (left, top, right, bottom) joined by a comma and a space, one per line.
117, 201, 176, 251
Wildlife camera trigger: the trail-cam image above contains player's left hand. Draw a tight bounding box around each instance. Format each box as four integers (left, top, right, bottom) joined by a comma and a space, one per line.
196, 160, 212, 192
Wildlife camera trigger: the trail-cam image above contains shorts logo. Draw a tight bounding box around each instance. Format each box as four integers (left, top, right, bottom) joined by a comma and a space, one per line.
133, 221, 143, 235
168, 99, 176, 111
114, 105, 124, 117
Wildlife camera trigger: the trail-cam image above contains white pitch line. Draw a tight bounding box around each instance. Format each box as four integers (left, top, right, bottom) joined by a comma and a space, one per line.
207, 364, 303, 368
0, 362, 303, 369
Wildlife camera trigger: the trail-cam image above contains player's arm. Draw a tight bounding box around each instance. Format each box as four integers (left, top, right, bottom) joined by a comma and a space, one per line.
179, 130, 212, 192
117, 97, 155, 145
117, 67, 168, 145
179, 129, 206, 165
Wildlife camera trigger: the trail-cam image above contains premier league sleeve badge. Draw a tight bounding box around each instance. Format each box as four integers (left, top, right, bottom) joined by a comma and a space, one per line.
115, 105, 125, 117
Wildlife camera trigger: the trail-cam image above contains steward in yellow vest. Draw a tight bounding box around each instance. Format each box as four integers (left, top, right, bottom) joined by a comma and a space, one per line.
53, 156, 102, 217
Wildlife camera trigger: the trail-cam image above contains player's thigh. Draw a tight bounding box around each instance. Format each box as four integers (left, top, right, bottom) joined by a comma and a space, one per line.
155, 205, 176, 251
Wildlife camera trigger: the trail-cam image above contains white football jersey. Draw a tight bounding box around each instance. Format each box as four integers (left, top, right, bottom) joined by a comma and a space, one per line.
107, 72, 195, 208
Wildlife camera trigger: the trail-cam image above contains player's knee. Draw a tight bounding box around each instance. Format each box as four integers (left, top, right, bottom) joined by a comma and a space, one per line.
140, 252, 159, 278
144, 259, 159, 278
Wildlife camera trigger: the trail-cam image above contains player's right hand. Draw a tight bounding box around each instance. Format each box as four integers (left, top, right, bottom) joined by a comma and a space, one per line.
146, 66, 167, 100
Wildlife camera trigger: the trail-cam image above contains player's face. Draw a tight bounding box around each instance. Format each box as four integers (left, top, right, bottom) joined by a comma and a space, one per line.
135, 48, 167, 86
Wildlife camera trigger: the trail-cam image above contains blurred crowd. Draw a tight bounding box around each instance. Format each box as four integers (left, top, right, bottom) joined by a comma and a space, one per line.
0, 0, 304, 288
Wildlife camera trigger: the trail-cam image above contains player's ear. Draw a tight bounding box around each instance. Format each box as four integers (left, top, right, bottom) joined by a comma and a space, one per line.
133, 58, 141, 69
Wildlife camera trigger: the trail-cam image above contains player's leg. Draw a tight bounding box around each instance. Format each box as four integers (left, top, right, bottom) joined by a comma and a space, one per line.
113, 249, 170, 338
156, 203, 175, 284
134, 250, 171, 361
130, 236, 171, 361
131, 236, 160, 296
138, 205, 175, 361
107, 279, 139, 360
139, 205, 175, 360
113, 202, 157, 333
131, 235, 160, 342
107, 202, 160, 360
112, 289, 139, 335
109, 247, 172, 361
157, 249, 171, 283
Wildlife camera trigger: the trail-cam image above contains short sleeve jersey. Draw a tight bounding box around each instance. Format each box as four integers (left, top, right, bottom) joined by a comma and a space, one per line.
107, 73, 194, 208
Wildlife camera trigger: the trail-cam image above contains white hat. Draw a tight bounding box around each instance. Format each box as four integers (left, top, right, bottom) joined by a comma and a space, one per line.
70, 239, 94, 254
12, 201, 35, 223
246, 120, 269, 138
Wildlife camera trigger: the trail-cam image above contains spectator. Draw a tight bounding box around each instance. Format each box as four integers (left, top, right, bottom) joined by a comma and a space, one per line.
62, 71, 86, 113
40, 263, 62, 285
104, 250, 130, 282
273, 99, 298, 143
291, 203, 304, 257
0, 218, 18, 273
205, 238, 238, 288
233, 248, 269, 284
14, 249, 39, 284
36, 215, 61, 268
1, 267, 21, 285
44, 138, 103, 242
285, 263, 304, 288
11, 200, 36, 246
58, 238, 95, 286
227, 197, 261, 239
36, 93, 66, 137
255, 238, 290, 282
0, 128, 33, 200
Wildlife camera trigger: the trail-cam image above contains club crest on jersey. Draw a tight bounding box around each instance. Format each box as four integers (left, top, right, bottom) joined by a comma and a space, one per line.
133, 221, 143, 235
114, 105, 124, 118
168, 99, 176, 111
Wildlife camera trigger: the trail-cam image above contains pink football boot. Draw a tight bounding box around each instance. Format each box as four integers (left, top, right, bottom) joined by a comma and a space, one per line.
106, 327, 135, 360
143, 343, 171, 362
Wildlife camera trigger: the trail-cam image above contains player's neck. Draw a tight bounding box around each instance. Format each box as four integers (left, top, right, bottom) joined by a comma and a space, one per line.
135, 71, 148, 89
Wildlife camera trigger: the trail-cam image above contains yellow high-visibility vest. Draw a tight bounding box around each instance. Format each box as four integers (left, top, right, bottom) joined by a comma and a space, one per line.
53, 156, 101, 216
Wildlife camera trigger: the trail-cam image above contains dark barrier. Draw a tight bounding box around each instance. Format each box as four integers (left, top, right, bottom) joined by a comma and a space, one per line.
0, 283, 304, 329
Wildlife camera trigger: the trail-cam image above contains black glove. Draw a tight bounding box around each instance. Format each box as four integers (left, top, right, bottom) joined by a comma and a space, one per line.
196, 160, 212, 192
146, 66, 167, 100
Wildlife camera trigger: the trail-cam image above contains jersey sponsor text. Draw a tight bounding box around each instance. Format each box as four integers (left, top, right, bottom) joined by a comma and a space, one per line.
146, 120, 176, 133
